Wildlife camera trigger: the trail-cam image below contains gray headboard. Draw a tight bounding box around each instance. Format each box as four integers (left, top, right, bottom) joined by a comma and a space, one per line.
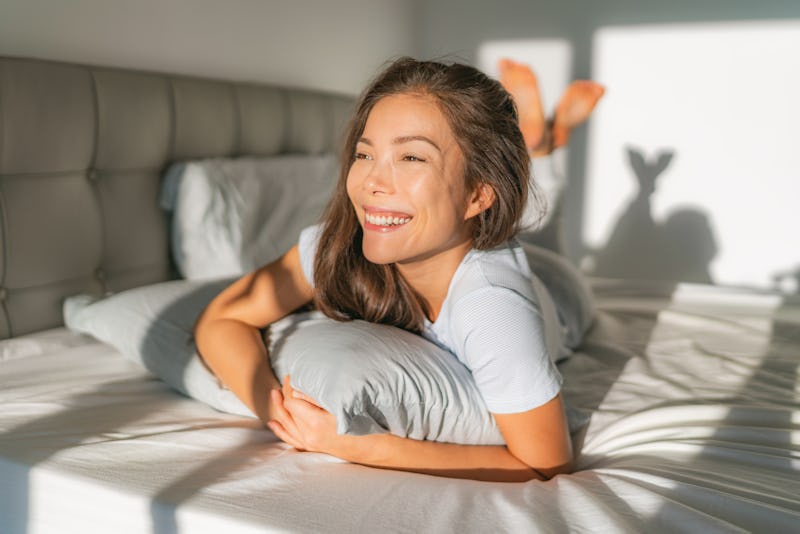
0, 56, 354, 338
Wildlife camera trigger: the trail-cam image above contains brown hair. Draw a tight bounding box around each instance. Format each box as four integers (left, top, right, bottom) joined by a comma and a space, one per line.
313, 57, 540, 333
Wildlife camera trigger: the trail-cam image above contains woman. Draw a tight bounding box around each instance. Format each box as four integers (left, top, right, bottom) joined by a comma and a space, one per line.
195, 57, 592, 482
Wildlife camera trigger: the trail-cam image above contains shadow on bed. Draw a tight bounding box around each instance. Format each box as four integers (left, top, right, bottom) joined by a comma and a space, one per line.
571, 281, 800, 529
0, 375, 268, 534
0, 280, 282, 534
568, 279, 679, 448
0, 380, 153, 534
137, 280, 241, 413
652, 293, 800, 528
563, 279, 698, 526
149, 440, 272, 534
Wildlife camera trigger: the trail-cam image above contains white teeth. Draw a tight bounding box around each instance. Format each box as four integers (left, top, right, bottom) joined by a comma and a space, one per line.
366, 213, 411, 227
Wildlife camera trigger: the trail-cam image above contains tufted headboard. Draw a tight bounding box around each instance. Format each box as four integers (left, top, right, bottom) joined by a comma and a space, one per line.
0, 56, 354, 339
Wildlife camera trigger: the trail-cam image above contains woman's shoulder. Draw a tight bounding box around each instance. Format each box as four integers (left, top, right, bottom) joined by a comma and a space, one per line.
456, 238, 535, 299
299, 223, 323, 247
297, 223, 324, 287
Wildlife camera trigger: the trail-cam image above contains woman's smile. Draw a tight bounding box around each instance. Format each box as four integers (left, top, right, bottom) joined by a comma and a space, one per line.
363, 206, 413, 231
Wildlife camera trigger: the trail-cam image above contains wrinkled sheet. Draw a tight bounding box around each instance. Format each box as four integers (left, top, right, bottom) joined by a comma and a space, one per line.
1, 281, 798, 533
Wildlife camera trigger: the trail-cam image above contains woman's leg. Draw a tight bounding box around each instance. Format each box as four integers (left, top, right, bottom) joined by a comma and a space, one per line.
499, 58, 605, 158
500, 58, 605, 253
552, 80, 606, 150
498, 58, 548, 156
522, 241, 595, 350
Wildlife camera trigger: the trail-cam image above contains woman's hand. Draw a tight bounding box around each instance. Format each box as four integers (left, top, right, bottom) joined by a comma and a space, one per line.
267, 376, 350, 457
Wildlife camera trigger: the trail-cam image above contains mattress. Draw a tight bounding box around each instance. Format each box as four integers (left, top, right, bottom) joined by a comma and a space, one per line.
1, 281, 798, 533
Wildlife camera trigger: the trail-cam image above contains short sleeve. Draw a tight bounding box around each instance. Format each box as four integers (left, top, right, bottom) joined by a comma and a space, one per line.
451, 287, 563, 414
297, 224, 322, 287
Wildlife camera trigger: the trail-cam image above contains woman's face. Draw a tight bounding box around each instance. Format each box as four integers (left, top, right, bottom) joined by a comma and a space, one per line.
346, 93, 480, 268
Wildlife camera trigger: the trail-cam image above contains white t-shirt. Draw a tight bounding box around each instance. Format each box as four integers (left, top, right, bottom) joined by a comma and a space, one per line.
297, 225, 565, 414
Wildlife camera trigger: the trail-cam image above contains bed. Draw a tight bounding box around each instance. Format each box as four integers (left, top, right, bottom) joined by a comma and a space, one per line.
1, 56, 799, 533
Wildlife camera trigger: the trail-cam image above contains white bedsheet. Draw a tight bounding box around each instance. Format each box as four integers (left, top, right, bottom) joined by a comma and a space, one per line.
1, 281, 798, 533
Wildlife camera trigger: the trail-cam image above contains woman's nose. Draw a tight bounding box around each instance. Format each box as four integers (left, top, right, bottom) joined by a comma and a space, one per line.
365, 160, 394, 194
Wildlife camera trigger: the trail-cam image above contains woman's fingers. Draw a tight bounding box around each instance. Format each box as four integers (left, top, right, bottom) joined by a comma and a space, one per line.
269, 387, 325, 450
267, 420, 305, 451
270, 388, 291, 421
282, 374, 294, 400
270, 376, 339, 454
284, 395, 326, 419
283, 374, 323, 408
270, 389, 304, 442
291, 389, 322, 408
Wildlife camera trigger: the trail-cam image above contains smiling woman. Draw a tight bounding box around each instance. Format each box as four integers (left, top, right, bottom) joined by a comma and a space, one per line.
315, 58, 532, 333
348, 94, 477, 282
194, 57, 594, 482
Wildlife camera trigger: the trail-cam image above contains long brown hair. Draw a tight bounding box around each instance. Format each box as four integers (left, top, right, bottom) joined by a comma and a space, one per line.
313, 57, 540, 334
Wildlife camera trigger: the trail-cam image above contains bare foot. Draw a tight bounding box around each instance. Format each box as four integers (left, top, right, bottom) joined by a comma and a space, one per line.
552, 80, 605, 149
498, 58, 546, 153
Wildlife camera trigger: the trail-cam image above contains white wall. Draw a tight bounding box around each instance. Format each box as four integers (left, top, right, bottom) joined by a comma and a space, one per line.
414, 0, 800, 291
584, 21, 800, 289
0, 0, 416, 95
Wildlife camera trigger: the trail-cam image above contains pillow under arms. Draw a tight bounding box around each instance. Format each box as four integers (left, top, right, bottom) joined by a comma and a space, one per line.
63, 279, 505, 445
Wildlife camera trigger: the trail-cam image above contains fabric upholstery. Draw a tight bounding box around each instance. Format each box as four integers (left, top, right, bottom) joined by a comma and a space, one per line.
235, 84, 287, 155
93, 69, 172, 171
0, 60, 95, 174
171, 78, 239, 160
0, 56, 353, 338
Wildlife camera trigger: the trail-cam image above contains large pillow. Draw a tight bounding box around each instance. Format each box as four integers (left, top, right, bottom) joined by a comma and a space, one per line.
161, 155, 337, 279
63, 279, 505, 445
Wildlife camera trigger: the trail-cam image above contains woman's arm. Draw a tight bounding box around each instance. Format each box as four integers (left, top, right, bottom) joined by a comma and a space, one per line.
194, 245, 314, 425
269, 379, 573, 482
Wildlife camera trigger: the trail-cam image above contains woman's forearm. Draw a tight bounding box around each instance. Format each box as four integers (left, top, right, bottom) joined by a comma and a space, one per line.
195, 318, 280, 424
339, 433, 545, 483
272, 383, 567, 482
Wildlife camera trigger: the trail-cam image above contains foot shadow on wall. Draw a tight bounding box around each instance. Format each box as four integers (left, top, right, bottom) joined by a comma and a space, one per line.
589, 146, 718, 285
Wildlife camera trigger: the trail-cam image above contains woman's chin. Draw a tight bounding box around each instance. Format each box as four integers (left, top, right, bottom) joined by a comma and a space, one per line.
361, 238, 404, 265
362, 247, 397, 265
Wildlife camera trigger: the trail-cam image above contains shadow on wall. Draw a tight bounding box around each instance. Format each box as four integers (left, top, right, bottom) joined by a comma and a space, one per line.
586, 146, 718, 284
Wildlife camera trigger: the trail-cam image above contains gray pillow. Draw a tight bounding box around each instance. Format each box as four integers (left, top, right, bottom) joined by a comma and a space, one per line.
64, 279, 505, 445
160, 155, 336, 279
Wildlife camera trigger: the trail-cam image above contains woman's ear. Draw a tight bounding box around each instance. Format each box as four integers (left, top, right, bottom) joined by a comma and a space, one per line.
464, 183, 497, 220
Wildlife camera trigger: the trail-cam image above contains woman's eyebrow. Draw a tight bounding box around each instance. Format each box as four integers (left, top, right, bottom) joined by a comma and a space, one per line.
357, 135, 441, 152
393, 135, 440, 151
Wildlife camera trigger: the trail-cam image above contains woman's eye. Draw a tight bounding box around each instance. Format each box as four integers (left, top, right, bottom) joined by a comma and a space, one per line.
353, 152, 371, 161
402, 154, 426, 163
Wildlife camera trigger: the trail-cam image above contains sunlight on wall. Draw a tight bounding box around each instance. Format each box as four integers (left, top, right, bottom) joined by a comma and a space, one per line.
584, 20, 800, 290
